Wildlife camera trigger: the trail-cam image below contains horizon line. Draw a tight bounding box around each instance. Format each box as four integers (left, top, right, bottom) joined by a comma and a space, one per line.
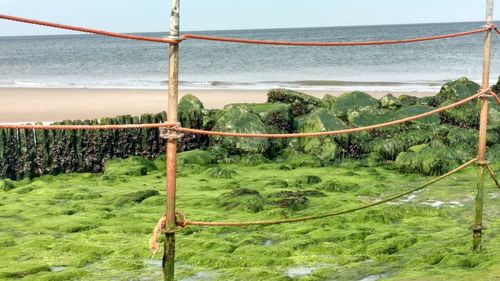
0, 19, 495, 38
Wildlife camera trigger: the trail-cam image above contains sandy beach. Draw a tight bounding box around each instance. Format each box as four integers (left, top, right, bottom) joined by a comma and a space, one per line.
0, 87, 436, 123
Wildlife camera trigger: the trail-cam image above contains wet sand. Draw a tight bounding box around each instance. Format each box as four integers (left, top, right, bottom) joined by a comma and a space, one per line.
0, 87, 436, 122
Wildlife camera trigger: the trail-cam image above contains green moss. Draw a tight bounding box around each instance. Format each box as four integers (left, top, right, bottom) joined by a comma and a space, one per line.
211, 105, 271, 154
332, 91, 379, 120
0, 179, 16, 191
103, 156, 155, 178
0, 146, 499, 281
218, 188, 265, 213
115, 189, 160, 205
207, 167, 237, 179
267, 88, 322, 117
395, 140, 461, 175
178, 149, 216, 166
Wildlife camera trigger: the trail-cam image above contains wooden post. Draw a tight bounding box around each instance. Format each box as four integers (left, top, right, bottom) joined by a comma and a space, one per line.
163, 0, 180, 279
473, 0, 494, 252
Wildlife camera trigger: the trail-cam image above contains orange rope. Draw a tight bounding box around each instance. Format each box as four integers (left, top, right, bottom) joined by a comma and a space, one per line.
182, 28, 488, 46
174, 90, 484, 138
0, 14, 491, 47
0, 14, 179, 44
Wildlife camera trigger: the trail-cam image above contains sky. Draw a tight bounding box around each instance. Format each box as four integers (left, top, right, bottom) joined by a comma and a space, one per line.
1, 0, 499, 36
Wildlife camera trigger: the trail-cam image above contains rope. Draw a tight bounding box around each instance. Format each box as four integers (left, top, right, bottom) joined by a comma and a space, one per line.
182, 28, 488, 46
0, 14, 179, 44
485, 164, 500, 190
174, 90, 484, 138
0, 14, 492, 47
149, 158, 476, 252
489, 91, 500, 106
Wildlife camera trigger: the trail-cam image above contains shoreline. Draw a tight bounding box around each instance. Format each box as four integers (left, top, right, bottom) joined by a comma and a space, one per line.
0, 87, 436, 122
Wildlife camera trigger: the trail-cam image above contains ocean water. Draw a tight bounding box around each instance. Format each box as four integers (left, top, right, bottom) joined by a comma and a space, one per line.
0, 21, 498, 92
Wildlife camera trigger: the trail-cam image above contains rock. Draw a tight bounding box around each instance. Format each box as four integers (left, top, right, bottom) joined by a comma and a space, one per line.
295, 108, 346, 132
395, 140, 461, 175
295, 108, 345, 163
332, 91, 379, 120
429, 77, 480, 106
218, 188, 264, 213
439, 100, 480, 128
177, 149, 216, 166
267, 89, 322, 117
379, 94, 403, 109
319, 180, 360, 192
295, 175, 322, 186
0, 179, 16, 191
115, 190, 159, 205
211, 105, 270, 154
267, 191, 313, 210
429, 78, 482, 128
244, 103, 293, 132
207, 167, 236, 179
398, 95, 418, 106
178, 94, 207, 151
321, 94, 336, 111
349, 105, 439, 127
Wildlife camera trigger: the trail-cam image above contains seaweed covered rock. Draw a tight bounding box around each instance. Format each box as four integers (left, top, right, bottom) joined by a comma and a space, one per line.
395, 140, 461, 175
319, 180, 360, 192
177, 149, 216, 166
207, 167, 236, 179
398, 95, 418, 106
178, 94, 207, 151
295, 108, 346, 132
267, 191, 316, 211
218, 188, 264, 213
295, 108, 345, 163
430, 78, 482, 128
115, 189, 159, 205
349, 105, 439, 127
332, 91, 379, 120
267, 190, 325, 210
267, 89, 322, 117
430, 77, 480, 106
379, 94, 402, 109
321, 94, 336, 111
0, 179, 16, 191
244, 103, 293, 132
211, 105, 270, 154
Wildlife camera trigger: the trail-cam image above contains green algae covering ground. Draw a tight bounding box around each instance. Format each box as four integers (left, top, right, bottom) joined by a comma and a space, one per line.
1, 156, 499, 281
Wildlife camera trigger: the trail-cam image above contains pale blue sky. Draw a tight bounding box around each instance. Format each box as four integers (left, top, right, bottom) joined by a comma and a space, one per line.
1, 0, 499, 36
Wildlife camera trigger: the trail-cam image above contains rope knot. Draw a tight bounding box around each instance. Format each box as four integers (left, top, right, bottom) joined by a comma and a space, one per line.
149, 211, 188, 253
160, 122, 184, 139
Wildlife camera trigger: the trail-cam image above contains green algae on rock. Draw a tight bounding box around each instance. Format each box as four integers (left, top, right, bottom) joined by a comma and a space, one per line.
211, 105, 271, 154
267, 88, 322, 117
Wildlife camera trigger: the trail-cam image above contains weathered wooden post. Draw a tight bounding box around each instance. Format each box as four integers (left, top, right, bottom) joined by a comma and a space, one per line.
162, 0, 181, 279
473, 0, 494, 252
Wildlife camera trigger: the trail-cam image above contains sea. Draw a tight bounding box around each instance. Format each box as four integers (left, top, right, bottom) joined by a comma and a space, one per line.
0, 21, 498, 93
